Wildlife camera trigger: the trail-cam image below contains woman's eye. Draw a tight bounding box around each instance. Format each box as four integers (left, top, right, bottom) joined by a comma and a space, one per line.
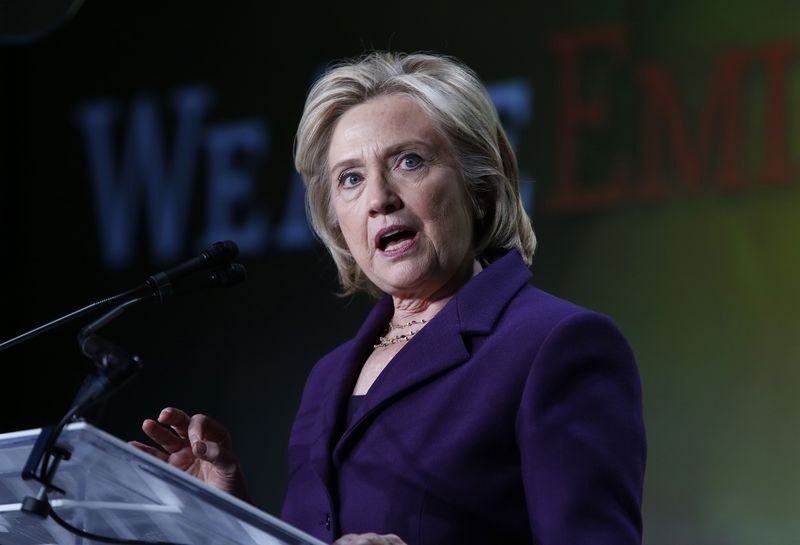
339, 172, 362, 188
400, 154, 422, 169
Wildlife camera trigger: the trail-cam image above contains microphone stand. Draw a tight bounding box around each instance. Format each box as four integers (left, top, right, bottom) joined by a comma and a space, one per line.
0, 285, 147, 353
1, 286, 153, 517
0, 240, 240, 354
8, 260, 246, 545
17, 291, 188, 545
21, 294, 149, 517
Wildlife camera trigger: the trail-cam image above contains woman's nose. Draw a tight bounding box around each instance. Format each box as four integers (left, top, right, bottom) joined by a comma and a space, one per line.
367, 175, 402, 216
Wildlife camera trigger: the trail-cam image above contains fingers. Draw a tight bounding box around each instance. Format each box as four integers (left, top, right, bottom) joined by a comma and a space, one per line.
333, 535, 361, 545
142, 418, 187, 454
187, 413, 231, 449
142, 407, 223, 448
187, 415, 237, 470
128, 440, 169, 462
157, 407, 191, 437
139, 406, 192, 454
139, 408, 239, 475
334, 534, 406, 545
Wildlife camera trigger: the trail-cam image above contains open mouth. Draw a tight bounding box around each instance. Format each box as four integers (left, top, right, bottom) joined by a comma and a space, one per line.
376, 227, 418, 253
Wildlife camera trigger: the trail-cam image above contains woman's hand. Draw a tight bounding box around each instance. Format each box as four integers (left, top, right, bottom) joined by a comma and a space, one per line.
333, 534, 406, 545
129, 407, 250, 502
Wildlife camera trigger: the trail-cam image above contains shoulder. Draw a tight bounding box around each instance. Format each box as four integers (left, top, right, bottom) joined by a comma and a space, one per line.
502, 284, 629, 347
507, 284, 641, 409
512, 288, 646, 543
504, 283, 588, 324
499, 284, 640, 394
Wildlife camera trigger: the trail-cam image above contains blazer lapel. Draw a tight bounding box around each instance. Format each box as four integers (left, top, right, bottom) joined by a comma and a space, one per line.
456, 250, 532, 335
316, 250, 533, 467
337, 299, 471, 450
333, 251, 532, 461
309, 297, 394, 492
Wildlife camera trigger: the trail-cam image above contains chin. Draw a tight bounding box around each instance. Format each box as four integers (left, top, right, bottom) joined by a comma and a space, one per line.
379, 271, 444, 298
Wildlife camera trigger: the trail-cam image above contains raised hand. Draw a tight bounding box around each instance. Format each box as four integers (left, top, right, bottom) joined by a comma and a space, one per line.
129, 407, 250, 502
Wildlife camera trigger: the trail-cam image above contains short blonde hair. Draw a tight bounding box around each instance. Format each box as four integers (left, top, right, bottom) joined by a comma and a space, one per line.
295, 51, 536, 296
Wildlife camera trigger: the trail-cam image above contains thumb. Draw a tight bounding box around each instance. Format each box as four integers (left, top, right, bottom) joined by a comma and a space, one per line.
192, 440, 238, 472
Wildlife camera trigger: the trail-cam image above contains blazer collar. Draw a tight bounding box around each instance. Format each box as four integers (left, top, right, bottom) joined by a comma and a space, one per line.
309, 295, 393, 489
456, 249, 533, 335
330, 250, 533, 463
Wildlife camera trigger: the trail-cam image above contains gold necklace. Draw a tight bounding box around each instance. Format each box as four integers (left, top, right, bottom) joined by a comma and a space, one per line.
373, 318, 428, 349
387, 318, 427, 330
373, 329, 418, 349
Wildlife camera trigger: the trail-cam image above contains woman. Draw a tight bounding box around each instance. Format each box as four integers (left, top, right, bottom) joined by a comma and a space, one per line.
133, 51, 646, 545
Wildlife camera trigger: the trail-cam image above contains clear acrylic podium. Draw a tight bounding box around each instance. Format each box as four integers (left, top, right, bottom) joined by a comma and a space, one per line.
0, 422, 326, 545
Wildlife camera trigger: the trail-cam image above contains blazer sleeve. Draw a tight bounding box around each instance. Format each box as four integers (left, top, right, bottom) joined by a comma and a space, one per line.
515, 310, 647, 545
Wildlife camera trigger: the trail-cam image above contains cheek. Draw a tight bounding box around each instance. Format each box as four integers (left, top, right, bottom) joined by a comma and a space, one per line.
440, 200, 474, 258
333, 200, 352, 233
334, 204, 368, 256
431, 189, 472, 238
418, 185, 454, 226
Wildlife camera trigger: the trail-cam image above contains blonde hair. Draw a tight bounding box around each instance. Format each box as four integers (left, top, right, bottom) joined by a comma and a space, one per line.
295, 51, 536, 295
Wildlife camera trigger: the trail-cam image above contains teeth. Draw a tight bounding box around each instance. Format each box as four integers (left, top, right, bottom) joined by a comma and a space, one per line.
381, 229, 402, 240
378, 228, 414, 251
385, 239, 408, 250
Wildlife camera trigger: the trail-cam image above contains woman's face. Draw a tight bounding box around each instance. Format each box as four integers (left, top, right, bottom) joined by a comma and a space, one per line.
327, 95, 475, 300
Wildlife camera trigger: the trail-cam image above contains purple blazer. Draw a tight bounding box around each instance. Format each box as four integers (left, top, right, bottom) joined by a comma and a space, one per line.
281, 251, 646, 545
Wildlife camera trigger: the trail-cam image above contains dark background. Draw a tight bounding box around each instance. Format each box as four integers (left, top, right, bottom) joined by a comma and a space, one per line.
2, 2, 799, 543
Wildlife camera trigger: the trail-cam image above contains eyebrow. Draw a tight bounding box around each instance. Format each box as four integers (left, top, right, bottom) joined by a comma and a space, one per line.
328, 139, 436, 175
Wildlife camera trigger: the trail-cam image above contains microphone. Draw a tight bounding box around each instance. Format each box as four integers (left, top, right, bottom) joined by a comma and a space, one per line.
167, 263, 247, 300
146, 241, 239, 301
79, 263, 248, 337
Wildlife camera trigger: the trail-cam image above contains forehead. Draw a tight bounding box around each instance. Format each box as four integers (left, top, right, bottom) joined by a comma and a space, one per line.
327, 95, 444, 162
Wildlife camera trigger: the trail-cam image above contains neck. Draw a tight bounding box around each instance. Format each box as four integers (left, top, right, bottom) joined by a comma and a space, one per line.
390, 259, 482, 324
